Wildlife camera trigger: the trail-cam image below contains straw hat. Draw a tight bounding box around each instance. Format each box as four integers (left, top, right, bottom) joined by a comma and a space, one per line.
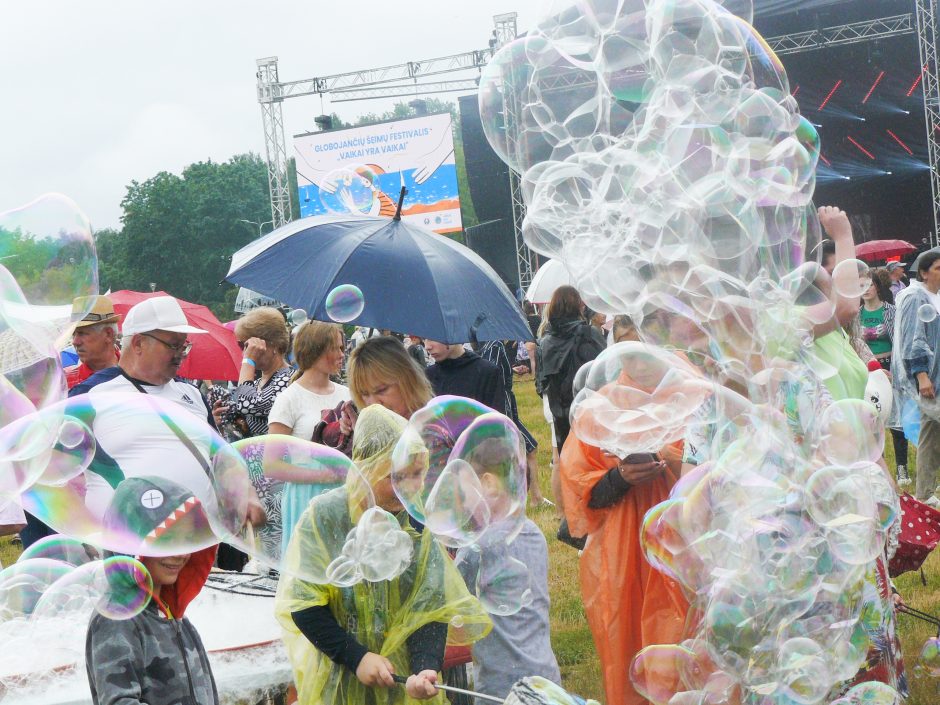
71, 295, 122, 328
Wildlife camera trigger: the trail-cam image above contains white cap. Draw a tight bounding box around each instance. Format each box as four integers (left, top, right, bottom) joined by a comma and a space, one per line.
122, 296, 207, 336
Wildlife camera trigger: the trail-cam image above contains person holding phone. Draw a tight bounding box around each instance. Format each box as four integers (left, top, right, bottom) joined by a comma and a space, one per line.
558, 325, 690, 705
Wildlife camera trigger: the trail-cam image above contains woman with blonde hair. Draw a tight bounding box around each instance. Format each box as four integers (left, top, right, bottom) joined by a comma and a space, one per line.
269, 320, 350, 440
347, 336, 434, 420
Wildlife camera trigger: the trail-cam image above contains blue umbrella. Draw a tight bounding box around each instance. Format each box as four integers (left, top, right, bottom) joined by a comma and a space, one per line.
61, 346, 79, 367
225, 213, 533, 344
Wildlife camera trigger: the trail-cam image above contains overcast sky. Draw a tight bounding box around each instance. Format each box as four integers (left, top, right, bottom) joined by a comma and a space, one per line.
2, 0, 550, 231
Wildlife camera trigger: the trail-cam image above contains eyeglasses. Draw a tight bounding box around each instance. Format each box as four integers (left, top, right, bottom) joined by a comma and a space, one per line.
140, 333, 193, 357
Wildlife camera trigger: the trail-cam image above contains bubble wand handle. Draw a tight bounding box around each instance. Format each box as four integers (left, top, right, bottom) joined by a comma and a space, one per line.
391, 674, 504, 703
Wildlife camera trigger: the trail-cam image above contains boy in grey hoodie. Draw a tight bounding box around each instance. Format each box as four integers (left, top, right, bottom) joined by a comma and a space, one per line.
85, 476, 220, 705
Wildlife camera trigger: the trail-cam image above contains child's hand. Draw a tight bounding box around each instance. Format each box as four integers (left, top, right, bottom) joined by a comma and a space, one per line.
356, 652, 395, 688
406, 670, 439, 700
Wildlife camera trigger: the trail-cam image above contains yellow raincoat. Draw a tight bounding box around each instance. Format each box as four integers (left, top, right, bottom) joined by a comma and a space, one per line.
275, 405, 492, 705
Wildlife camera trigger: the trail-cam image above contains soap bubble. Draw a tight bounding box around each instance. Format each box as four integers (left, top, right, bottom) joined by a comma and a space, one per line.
918, 636, 940, 676
289, 308, 308, 326
630, 644, 694, 705
831, 258, 871, 299
18, 535, 97, 567
837, 682, 901, 704
320, 165, 378, 216
570, 342, 716, 458
31, 556, 152, 621
325, 284, 365, 323
327, 506, 414, 585
231, 435, 373, 571
817, 399, 885, 466
0, 558, 74, 619
918, 303, 938, 323
284, 486, 420, 587
0, 194, 98, 309
804, 464, 887, 565
392, 396, 527, 548
0, 195, 98, 361
775, 637, 830, 704
475, 550, 531, 616
0, 400, 95, 509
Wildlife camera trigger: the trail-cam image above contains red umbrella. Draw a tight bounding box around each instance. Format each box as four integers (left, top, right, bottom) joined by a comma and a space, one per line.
109, 290, 242, 381
855, 239, 917, 262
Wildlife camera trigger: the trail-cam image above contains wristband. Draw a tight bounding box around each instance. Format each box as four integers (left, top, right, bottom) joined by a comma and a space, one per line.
241, 358, 256, 368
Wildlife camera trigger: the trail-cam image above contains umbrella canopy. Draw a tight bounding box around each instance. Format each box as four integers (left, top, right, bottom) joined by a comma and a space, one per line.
855, 239, 917, 262
525, 259, 572, 304
109, 290, 242, 382
225, 215, 533, 344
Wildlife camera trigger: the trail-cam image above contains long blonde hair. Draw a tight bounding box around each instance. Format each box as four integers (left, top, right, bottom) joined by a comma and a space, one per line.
291, 320, 343, 383
347, 336, 433, 417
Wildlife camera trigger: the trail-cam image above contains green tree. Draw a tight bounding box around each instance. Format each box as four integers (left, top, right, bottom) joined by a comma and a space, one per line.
115, 153, 271, 319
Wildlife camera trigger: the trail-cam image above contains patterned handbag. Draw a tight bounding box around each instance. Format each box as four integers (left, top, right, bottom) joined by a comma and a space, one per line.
889, 493, 940, 577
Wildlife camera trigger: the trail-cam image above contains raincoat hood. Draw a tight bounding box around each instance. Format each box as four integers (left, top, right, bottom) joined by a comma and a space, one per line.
103, 475, 217, 618
352, 404, 408, 486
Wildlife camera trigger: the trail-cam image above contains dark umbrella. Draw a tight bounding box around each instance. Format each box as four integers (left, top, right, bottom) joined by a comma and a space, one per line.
224, 213, 533, 344
855, 239, 917, 262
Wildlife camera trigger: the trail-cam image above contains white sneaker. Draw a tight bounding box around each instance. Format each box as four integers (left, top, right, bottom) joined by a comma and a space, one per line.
926, 496, 940, 509
897, 465, 912, 487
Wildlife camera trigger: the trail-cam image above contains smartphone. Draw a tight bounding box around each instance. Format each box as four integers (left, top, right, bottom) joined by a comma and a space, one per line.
622, 452, 659, 464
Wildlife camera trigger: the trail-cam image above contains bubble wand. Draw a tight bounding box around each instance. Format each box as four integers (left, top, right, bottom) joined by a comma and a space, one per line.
897, 603, 940, 637
391, 674, 503, 703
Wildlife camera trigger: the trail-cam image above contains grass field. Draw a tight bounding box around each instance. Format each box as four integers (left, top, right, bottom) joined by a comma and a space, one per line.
2, 377, 939, 703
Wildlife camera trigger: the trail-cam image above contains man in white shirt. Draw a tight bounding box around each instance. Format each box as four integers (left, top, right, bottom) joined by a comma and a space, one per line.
70, 296, 215, 518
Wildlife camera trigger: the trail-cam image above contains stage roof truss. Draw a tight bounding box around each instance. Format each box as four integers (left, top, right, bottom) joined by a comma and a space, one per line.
256, 4, 940, 258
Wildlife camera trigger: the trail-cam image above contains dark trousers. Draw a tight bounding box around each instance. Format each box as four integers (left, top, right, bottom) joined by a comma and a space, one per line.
20, 511, 55, 549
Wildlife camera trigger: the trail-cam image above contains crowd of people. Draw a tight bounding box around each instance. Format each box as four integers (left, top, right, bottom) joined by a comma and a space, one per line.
5, 216, 939, 705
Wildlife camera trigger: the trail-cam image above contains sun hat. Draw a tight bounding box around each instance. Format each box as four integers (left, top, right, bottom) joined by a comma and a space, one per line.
71, 295, 122, 328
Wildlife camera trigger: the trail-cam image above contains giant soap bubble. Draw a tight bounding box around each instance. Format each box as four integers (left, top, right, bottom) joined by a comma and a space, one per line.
392, 396, 531, 614
391, 396, 527, 549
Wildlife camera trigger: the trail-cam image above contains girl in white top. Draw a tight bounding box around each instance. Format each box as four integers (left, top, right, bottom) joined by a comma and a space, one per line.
269, 321, 351, 440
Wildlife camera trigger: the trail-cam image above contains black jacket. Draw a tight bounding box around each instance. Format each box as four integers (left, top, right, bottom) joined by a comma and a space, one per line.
425, 351, 508, 414
536, 318, 606, 419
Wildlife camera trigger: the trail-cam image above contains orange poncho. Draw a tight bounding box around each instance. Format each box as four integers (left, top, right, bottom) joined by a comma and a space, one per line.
560, 437, 689, 705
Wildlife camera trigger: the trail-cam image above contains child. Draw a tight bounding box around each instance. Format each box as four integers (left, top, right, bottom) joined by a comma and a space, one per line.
457, 418, 561, 701
86, 476, 219, 705
275, 404, 491, 705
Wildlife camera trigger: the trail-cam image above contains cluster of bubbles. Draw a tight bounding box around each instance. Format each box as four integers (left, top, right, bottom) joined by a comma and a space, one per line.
482, 0, 908, 700
391, 396, 531, 615
325, 283, 365, 323
0, 198, 405, 608
0, 536, 151, 686
12, 392, 413, 588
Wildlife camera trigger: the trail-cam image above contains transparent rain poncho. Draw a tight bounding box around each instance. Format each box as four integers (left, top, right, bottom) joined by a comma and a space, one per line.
275, 405, 491, 705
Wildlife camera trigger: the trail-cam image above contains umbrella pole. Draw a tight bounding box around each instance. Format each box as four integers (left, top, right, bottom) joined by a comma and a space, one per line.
393, 186, 408, 221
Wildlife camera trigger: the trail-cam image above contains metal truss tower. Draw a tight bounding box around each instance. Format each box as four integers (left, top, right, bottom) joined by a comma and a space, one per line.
256, 5, 940, 272
256, 57, 293, 228
914, 0, 940, 239
491, 12, 538, 292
